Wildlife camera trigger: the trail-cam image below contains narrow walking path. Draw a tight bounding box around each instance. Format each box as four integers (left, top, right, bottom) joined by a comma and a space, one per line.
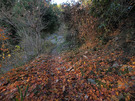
47, 33, 65, 55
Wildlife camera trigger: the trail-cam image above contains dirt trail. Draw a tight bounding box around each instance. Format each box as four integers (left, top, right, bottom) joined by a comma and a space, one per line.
47, 33, 65, 56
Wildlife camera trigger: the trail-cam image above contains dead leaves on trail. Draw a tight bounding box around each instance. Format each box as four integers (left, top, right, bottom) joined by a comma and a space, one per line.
0, 51, 135, 100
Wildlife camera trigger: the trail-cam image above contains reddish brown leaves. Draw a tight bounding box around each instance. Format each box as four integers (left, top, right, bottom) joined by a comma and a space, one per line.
0, 50, 135, 100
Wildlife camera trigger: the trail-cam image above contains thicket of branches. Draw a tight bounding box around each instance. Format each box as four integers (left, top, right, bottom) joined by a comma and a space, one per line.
63, 0, 135, 49
0, 0, 61, 70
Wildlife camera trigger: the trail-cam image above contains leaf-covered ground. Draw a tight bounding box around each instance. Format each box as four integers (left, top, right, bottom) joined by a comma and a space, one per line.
0, 49, 135, 101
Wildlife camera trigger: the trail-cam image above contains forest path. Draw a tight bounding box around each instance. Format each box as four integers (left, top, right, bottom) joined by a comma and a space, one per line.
46, 33, 65, 55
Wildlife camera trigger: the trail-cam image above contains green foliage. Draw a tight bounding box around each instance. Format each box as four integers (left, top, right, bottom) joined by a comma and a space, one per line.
85, 0, 135, 45
0, 0, 15, 10
12, 0, 61, 36
13, 0, 42, 16
16, 85, 29, 101
90, 0, 130, 31
41, 5, 61, 34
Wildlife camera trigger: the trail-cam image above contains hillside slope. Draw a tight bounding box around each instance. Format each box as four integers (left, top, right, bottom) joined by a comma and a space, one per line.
0, 47, 135, 100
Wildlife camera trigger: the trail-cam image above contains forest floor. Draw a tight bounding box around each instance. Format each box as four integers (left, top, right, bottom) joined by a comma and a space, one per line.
0, 43, 135, 100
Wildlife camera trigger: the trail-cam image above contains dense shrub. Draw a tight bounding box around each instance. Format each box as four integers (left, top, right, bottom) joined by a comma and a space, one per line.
62, 0, 135, 47
0, 0, 61, 70
88, 0, 135, 47
41, 5, 61, 35
62, 2, 98, 45
0, 0, 61, 43
89, 0, 132, 31
0, 0, 15, 10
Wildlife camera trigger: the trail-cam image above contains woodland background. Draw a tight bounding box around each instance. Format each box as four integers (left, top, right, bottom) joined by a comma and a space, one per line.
0, 0, 135, 101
